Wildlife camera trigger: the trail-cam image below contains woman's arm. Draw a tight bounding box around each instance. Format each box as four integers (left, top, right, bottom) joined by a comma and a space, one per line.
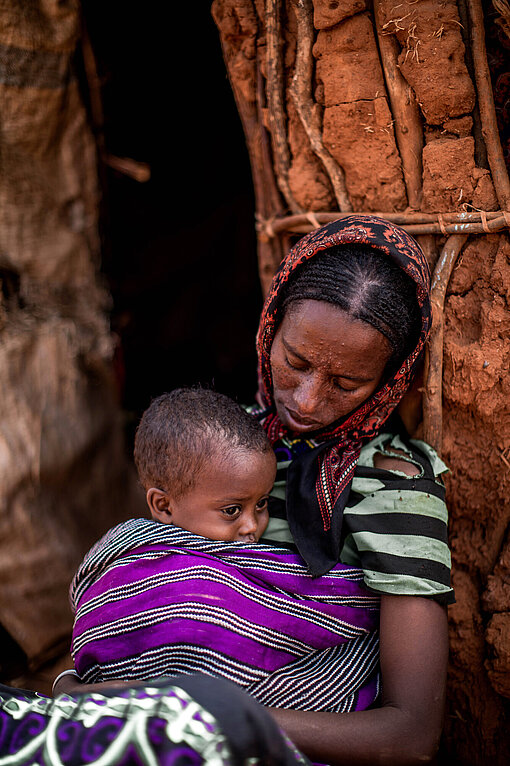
268, 594, 449, 766
55, 596, 448, 763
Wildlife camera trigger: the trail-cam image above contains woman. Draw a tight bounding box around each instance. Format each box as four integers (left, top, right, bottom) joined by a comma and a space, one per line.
58, 215, 451, 765
248, 214, 452, 764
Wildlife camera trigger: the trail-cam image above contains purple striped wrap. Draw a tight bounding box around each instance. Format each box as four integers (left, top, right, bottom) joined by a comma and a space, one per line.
71, 519, 381, 712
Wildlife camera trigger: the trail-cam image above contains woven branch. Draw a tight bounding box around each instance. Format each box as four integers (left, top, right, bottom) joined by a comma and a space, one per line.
289, 0, 352, 211
103, 155, 150, 183
423, 235, 468, 453
255, 52, 288, 294
265, 0, 302, 214
467, 0, 510, 209
213, 2, 284, 295
82, 19, 150, 183
373, 3, 424, 209
256, 210, 510, 239
256, 56, 285, 217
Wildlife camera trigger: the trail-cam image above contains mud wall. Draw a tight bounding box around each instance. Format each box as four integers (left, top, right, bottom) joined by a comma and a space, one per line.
213, 0, 510, 762
0, 2, 142, 672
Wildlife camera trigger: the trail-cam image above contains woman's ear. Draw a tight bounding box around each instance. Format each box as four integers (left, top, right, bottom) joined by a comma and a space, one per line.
146, 488, 172, 523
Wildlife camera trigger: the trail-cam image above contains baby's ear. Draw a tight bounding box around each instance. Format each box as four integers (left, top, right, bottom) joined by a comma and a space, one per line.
147, 488, 172, 523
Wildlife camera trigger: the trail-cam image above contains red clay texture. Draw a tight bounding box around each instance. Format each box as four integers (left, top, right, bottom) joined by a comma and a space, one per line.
212, 1, 510, 760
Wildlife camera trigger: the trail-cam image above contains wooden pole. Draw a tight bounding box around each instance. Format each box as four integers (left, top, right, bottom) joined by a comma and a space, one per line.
373, 3, 424, 210
265, 0, 302, 213
289, 0, 352, 211
423, 234, 468, 453
466, 0, 510, 209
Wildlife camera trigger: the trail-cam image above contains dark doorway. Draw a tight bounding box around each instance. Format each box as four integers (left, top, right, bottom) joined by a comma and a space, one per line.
82, 2, 262, 436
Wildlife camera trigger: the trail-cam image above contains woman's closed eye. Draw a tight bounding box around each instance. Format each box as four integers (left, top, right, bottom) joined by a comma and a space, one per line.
221, 506, 242, 519
285, 353, 307, 371
332, 377, 358, 392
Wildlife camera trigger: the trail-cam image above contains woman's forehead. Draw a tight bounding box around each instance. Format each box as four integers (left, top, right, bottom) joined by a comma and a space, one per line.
277, 300, 392, 374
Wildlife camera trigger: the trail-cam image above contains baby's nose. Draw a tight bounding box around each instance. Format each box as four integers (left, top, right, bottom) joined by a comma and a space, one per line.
238, 511, 258, 539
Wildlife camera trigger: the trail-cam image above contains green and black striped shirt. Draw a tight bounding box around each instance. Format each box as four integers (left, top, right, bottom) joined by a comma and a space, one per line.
263, 432, 454, 605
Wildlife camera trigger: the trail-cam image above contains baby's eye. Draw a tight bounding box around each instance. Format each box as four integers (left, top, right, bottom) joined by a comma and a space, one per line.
256, 498, 269, 512
221, 506, 242, 518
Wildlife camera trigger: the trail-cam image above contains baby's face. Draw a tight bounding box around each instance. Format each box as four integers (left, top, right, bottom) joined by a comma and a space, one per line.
163, 448, 276, 543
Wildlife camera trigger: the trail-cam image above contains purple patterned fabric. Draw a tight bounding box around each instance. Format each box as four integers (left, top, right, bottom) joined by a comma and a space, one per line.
71, 519, 381, 713
0, 677, 310, 765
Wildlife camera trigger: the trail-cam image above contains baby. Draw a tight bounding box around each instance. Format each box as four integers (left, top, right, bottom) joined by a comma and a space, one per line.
134, 387, 276, 543
69, 388, 379, 712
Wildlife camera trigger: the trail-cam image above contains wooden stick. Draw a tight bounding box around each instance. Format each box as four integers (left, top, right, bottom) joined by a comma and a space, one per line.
423, 234, 468, 453
213, 2, 283, 295
466, 0, 510, 209
289, 0, 352, 211
259, 210, 502, 226
80, 14, 105, 154
265, 0, 302, 213
256, 61, 285, 217
256, 210, 509, 238
256, 53, 287, 293
373, 3, 424, 209
81, 17, 152, 184
404, 218, 507, 235
271, 219, 508, 236
103, 155, 151, 183
457, 0, 489, 169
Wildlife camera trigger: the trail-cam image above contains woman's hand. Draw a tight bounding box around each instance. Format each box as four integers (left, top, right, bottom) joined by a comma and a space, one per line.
268, 594, 448, 766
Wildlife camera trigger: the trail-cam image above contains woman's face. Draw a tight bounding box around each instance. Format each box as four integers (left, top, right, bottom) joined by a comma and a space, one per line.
270, 300, 393, 434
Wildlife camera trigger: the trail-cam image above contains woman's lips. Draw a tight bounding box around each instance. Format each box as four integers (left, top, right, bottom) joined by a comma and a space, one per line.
282, 406, 322, 431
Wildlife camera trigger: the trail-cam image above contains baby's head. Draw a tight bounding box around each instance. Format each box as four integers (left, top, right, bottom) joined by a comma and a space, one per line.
134, 388, 276, 542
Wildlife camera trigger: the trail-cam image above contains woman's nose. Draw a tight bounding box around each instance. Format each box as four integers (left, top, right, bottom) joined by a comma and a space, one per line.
293, 373, 323, 415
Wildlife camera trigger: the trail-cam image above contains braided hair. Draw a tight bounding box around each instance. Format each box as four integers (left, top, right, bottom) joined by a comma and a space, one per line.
280, 244, 421, 372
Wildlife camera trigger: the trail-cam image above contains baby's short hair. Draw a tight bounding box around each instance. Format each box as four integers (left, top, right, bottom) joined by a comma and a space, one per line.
134, 388, 272, 498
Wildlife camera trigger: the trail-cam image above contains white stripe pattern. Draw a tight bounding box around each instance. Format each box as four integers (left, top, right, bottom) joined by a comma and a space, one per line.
82, 644, 267, 687
72, 519, 381, 713
76, 563, 372, 640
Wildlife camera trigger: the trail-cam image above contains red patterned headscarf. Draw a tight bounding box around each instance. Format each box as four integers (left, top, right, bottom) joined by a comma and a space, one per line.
256, 215, 431, 575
